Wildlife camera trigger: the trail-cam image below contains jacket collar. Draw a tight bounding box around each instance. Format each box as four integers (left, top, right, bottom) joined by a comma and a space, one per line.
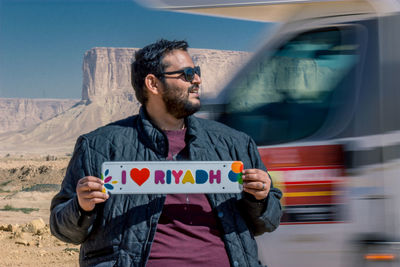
137, 107, 205, 158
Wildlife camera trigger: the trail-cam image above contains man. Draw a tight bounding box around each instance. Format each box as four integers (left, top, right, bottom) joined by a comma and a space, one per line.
50, 39, 282, 267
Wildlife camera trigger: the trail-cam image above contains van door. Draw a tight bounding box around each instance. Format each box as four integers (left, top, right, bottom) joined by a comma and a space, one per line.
215, 23, 369, 266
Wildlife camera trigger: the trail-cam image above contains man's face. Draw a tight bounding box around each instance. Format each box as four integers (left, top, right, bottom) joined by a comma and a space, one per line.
160, 49, 201, 119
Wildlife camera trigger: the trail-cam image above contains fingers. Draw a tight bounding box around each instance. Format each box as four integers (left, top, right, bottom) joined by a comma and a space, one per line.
242, 169, 271, 200
76, 176, 109, 212
77, 176, 104, 193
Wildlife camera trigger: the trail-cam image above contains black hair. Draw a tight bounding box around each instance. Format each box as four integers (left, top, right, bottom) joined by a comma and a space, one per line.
131, 39, 189, 104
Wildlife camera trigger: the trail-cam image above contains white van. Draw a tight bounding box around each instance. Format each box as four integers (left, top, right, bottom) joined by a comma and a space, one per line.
137, 1, 400, 266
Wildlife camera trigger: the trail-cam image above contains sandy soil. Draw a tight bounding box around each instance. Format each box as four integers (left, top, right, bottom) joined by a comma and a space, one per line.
0, 155, 80, 266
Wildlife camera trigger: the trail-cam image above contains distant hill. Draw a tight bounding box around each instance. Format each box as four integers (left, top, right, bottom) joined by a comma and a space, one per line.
0, 98, 79, 134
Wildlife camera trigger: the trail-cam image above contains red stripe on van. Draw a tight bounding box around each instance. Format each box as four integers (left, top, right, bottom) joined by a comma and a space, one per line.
259, 145, 346, 223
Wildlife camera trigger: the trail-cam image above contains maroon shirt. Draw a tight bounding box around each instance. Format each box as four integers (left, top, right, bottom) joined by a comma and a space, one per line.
146, 129, 230, 266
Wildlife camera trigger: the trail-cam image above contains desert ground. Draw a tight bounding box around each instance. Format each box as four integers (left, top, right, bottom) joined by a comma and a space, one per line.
0, 154, 80, 266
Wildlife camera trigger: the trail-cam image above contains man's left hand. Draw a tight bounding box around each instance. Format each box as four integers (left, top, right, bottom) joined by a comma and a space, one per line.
242, 169, 271, 200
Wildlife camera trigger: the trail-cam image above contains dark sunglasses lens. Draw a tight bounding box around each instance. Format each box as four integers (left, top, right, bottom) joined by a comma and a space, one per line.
195, 66, 201, 77
184, 68, 195, 82
184, 67, 200, 82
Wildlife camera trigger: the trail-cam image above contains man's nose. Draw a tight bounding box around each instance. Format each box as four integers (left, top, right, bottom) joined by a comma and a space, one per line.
192, 73, 201, 84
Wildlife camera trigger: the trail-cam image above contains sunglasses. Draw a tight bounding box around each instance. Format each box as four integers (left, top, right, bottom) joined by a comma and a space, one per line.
160, 66, 201, 82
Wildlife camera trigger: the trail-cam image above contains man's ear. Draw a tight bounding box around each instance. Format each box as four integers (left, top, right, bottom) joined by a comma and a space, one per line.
144, 74, 161, 95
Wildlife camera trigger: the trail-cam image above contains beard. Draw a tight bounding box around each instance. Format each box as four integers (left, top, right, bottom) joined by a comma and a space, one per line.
162, 83, 201, 119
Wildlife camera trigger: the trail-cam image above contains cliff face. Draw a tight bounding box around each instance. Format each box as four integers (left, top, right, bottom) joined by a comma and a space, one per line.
82, 47, 138, 102
0, 98, 79, 134
0, 47, 251, 154
82, 47, 250, 103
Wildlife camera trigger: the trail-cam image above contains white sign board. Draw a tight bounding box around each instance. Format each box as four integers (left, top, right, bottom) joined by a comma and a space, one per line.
101, 161, 244, 194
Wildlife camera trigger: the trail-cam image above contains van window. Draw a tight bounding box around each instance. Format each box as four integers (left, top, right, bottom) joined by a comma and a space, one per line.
218, 27, 360, 145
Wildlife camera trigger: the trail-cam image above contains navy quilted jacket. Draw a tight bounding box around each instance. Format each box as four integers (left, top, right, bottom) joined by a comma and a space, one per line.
50, 107, 282, 267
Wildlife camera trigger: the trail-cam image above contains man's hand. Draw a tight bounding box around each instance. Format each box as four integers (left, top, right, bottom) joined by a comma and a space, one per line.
76, 176, 109, 212
242, 169, 271, 200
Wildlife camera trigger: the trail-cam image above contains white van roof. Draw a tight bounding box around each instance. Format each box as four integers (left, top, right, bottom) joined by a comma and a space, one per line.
135, 0, 399, 22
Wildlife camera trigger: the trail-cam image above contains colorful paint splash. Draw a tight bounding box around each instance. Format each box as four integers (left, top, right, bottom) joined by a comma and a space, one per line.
101, 169, 118, 192
228, 161, 243, 184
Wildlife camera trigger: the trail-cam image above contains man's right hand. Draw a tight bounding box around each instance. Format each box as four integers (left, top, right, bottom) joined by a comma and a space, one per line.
76, 176, 109, 212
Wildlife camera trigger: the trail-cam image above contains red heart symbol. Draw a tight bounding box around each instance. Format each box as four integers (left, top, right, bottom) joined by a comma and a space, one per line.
130, 168, 150, 186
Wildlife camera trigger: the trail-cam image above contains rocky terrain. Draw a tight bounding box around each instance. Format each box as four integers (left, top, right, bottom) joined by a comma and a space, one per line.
0, 155, 79, 266
0, 217, 80, 267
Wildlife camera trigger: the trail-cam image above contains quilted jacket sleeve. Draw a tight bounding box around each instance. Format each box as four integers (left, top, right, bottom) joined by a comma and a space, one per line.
238, 137, 283, 236
50, 136, 98, 245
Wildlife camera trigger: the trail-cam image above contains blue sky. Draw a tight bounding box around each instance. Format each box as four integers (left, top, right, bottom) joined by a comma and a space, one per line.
0, 0, 273, 99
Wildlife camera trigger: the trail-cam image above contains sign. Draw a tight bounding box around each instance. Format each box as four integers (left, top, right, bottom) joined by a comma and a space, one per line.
101, 161, 244, 194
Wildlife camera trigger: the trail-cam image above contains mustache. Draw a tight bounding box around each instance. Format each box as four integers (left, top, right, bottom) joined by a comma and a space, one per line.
188, 85, 200, 93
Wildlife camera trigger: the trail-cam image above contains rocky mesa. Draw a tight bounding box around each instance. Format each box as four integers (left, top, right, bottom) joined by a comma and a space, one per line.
0, 47, 250, 155
82, 47, 250, 103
